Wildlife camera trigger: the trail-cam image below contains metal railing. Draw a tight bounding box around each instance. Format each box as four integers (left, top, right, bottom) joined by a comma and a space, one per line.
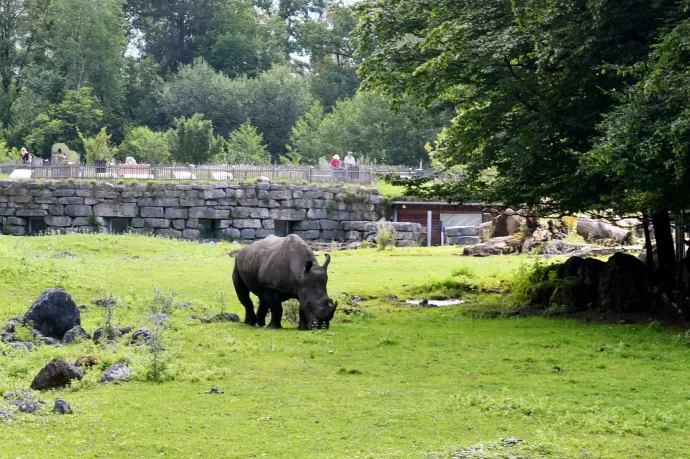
0, 162, 418, 184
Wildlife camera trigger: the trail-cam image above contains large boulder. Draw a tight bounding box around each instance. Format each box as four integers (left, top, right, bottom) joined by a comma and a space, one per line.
490, 209, 524, 238
557, 257, 585, 279
549, 276, 591, 313
577, 258, 606, 288
23, 289, 81, 340
100, 363, 131, 383
598, 253, 650, 312
30, 359, 84, 391
531, 280, 558, 308
576, 218, 632, 245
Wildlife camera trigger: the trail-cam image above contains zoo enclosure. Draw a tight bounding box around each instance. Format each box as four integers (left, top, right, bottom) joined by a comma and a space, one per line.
0, 162, 417, 184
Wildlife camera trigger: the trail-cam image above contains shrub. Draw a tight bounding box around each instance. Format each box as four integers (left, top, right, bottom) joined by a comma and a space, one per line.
119, 126, 171, 164
79, 128, 118, 163
283, 299, 299, 323
376, 219, 397, 250
149, 288, 177, 315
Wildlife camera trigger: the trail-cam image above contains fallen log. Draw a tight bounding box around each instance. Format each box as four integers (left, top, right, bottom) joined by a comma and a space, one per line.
576, 218, 632, 244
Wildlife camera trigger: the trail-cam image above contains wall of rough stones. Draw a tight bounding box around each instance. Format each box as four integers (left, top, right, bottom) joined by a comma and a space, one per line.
0, 180, 423, 245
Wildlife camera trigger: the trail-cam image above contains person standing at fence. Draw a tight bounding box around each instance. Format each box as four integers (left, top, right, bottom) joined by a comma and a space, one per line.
344, 151, 358, 181
330, 154, 341, 168
20, 147, 30, 164
344, 152, 356, 167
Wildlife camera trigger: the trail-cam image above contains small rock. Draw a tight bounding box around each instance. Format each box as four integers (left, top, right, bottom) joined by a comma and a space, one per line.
51, 252, 76, 259
91, 297, 117, 308
0, 332, 17, 343
419, 299, 429, 306
212, 313, 240, 323
78, 305, 90, 312
10, 399, 41, 414
100, 363, 131, 383
75, 355, 100, 368
30, 359, 84, 391
177, 302, 193, 308
54, 398, 73, 415
62, 325, 91, 344
119, 326, 133, 335
146, 313, 170, 325
130, 327, 152, 343
205, 388, 224, 394
190, 314, 212, 323
0, 410, 11, 421
3, 320, 17, 333
42, 337, 57, 346
10, 342, 33, 352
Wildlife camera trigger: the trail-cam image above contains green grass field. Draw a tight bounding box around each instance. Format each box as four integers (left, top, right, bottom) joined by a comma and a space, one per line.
0, 235, 688, 458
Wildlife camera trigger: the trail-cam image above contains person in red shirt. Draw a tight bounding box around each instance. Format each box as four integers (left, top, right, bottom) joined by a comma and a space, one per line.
330, 154, 341, 168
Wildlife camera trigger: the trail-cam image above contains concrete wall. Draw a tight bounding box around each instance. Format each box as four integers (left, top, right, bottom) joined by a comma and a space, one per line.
0, 181, 422, 245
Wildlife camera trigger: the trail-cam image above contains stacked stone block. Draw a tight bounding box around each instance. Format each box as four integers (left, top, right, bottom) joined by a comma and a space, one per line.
0, 181, 423, 245
444, 226, 481, 246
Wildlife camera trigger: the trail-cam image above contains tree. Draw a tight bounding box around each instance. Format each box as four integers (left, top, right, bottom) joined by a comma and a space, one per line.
200, 1, 286, 78
353, 0, 673, 209
221, 121, 271, 164
79, 128, 118, 163
23, 87, 103, 158
244, 65, 314, 161
119, 126, 171, 164
287, 93, 441, 165
166, 113, 224, 164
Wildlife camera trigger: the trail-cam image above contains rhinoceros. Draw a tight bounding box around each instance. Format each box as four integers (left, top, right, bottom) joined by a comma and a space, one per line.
232, 235, 337, 329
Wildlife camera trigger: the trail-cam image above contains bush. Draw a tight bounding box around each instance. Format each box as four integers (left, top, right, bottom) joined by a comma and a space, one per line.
283, 299, 299, 323
119, 126, 170, 164
376, 219, 397, 250
79, 128, 118, 163
510, 259, 559, 305
219, 121, 270, 165
167, 114, 224, 164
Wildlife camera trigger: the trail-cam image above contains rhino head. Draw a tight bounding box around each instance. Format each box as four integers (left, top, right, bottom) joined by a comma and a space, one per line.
298, 254, 337, 329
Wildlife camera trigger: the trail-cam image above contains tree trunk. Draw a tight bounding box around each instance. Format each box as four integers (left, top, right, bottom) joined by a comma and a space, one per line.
642, 212, 654, 269
576, 218, 631, 244
652, 210, 676, 279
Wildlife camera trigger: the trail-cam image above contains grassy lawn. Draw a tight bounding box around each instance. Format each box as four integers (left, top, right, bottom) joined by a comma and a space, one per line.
0, 235, 688, 458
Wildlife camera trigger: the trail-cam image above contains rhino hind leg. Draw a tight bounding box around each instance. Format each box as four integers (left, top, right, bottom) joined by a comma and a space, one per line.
233, 266, 256, 326
256, 298, 269, 327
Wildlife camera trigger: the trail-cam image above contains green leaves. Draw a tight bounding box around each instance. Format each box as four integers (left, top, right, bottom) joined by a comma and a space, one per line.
167, 114, 225, 165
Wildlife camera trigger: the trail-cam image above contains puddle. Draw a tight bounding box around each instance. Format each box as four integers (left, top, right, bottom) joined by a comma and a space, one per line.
405, 299, 465, 307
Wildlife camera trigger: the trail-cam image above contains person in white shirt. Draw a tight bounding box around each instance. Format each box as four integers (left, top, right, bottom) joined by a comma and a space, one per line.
344, 152, 356, 167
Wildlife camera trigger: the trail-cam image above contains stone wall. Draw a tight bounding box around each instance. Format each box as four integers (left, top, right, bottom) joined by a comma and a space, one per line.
0, 180, 422, 245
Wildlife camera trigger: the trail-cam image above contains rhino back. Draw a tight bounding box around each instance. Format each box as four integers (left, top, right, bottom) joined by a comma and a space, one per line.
235, 235, 316, 295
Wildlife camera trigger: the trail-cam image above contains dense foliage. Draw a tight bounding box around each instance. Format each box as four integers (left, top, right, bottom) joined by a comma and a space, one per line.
0, 0, 440, 165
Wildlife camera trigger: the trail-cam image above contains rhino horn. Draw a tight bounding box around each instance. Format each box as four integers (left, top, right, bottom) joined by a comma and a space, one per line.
323, 254, 331, 270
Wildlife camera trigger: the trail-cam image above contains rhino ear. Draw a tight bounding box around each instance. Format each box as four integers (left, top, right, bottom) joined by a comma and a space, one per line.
323, 254, 331, 270
304, 260, 313, 275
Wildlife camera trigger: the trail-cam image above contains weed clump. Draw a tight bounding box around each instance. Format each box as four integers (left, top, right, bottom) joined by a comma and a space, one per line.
376, 219, 397, 250
283, 299, 299, 323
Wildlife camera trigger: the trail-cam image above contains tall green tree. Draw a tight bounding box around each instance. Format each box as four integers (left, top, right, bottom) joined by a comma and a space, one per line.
167, 113, 224, 164
221, 121, 271, 164
353, 0, 673, 210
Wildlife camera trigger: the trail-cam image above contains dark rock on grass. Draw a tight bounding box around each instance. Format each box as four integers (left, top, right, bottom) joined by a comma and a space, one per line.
549, 276, 591, 313
3, 320, 17, 333
10, 342, 33, 352
177, 302, 193, 308
4, 388, 32, 401
598, 253, 650, 312
0, 410, 11, 421
10, 399, 41, 414
75, 355, 100, 368
52, 252, 76, 259
93, 326, 133, 343
54, 398, 73, 415
190, 313, 240, 323
62, 326, 91, 344
23, 288, 81, 340
100, 363, 131, 383
531, 280, 558, 308
91, 297, 116, 308
30, 358, 84, 391
42, 337, 58, 346
557, 256, 584, 280
130, 327, 151, 344
578, 258, 606, 287
0, 332, 17, 343
78, 305, 89, 312
205, 388, 224, 394
119, 326, 133, 335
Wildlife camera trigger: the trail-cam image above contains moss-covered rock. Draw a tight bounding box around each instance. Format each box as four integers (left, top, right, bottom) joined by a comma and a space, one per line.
531, 280, 558, 308
549, 276, 591, 313
598, 253, 650, 312
557, 256, 585, 280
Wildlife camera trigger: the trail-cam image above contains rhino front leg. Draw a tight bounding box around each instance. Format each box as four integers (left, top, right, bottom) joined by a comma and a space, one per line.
298, 309, 309, 330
